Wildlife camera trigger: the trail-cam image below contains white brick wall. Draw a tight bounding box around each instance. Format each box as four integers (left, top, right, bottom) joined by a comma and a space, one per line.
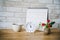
3, 7, 22, 12
5, 0, 22, 1
0, 16, 6, 22
4, 1, 23, 7
0, 12, 14, 17
38, 0, 52, 4
0, 22, 12, 29
0, 0, 60, 29
47, 4, 60, 10
14, 13, 26, 17
54, 0, 60, 5
0, 7, 4, 11
0, 1, 3, 6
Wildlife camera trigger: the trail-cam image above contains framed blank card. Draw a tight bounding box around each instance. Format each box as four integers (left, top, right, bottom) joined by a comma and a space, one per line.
26, 8, 48, 32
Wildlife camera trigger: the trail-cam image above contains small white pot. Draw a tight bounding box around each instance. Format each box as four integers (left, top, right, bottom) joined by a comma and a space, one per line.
12, 25, 20, 32
26, 22, 36, 32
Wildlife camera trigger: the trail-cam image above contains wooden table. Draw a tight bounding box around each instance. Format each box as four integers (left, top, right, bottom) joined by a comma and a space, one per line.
0, 28, 60, 40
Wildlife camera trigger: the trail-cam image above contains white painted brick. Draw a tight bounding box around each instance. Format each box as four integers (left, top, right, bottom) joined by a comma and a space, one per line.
5, 1, 19, 7
30, 3, 42, 8
22, 2, 45, 8
0, 12, 14, 17
51, 9, 60, 15
0, 22, 12, 29
6, 17, 20, 22
48, 9, 52, 14
54, 0, 60, 4
47, 4, 60, 10
4, 1, 23, 7
22, 0, 43, 8
3, 7, 22, 12
22, 3, 31, 8
38, 0, 52, 4
2, 0, 52, 7
0, 17, 7, 22
0, 19, 6, 22
48, 9, 60, 19
50, 15, 59, 19
14, 13, 26, 17
21, 18, 26, 24
23, 2, 47, 8
6, 17, 26, 25
6, 18, 15, 22
47, 19, 60, 28
0, 12, 6, 16
30, 3, 47, 8
55, 10, 60, 14
0, 0, 60, 29
23, 0, 52, 4
14, 18, 26, 25
16, 19, 26, 24
0, 6, 4, 11
5, 1, 16, 6
52, 23, 58, 28
6, 0, 23, 1
22, 8, 27, 13
0, 16, 6, 19
23, 0, 39, 3
0, 1, 3, 6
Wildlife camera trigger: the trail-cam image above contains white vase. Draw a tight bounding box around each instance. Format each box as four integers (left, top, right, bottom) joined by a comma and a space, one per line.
26, 22, 36, 32
12, 25, 20, 32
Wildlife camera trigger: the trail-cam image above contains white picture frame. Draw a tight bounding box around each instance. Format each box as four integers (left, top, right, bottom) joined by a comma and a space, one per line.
26, 8, 48, 32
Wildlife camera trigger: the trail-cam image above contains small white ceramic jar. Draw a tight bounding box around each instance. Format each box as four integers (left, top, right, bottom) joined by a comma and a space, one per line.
26, 22, 36, 32
12, 24, 20, 32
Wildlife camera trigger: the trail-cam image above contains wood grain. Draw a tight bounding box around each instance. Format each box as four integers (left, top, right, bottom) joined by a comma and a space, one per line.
0, 28, 60, 40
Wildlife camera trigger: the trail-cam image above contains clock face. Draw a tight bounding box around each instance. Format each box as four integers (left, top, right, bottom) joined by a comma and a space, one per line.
26, 22, 36, 32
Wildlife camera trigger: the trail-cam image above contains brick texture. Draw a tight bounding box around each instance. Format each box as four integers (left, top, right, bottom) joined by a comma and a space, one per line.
0, 0, 60, 29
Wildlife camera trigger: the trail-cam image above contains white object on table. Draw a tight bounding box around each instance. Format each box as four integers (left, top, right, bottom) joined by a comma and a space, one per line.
26, 8, 48, 31
26, 22, 36, 32
12, 24, 20, 32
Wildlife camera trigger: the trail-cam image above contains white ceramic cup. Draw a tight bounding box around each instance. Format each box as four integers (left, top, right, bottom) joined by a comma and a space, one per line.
12, 25, 20, 32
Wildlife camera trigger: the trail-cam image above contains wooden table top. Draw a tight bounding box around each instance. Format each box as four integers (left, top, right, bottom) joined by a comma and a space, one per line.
0, 28, 60, 40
